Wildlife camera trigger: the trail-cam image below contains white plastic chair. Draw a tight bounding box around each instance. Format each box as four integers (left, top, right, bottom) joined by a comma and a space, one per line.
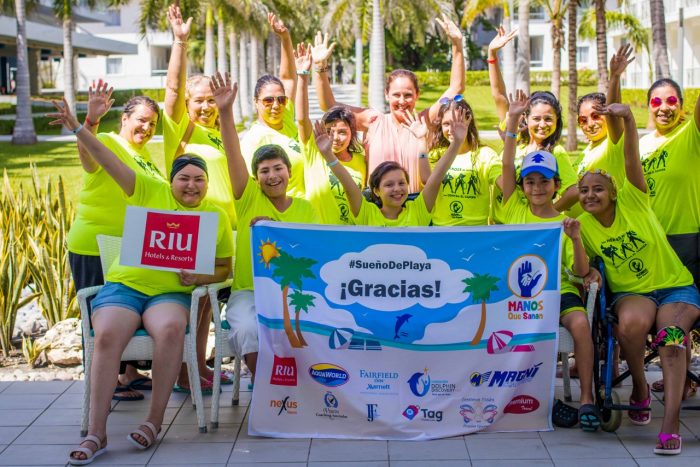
77, 235, 207, 436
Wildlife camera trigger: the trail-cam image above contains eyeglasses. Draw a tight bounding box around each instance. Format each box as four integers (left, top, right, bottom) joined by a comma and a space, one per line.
649, 95, 679, 108
439, 94, 464, 106
259, 95, 288, 106
577, 113, 603, 126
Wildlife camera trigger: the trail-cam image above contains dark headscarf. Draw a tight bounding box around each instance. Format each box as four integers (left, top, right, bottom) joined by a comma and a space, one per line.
170, 155, 208, 182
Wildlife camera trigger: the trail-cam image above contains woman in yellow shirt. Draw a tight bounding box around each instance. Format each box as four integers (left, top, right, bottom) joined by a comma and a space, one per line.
49, 99, 233, 464
578, 103, 700, 455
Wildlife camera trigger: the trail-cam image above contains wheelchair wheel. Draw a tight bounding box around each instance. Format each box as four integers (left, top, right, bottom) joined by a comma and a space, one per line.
599, 388, 622, 432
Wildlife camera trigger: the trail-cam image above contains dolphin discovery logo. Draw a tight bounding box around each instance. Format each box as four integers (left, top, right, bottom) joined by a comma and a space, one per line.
407, 368, 431, 397
308, 363, 350, 387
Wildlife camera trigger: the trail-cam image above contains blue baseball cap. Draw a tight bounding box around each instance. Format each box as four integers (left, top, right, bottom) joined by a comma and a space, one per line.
519, 150, 558, 181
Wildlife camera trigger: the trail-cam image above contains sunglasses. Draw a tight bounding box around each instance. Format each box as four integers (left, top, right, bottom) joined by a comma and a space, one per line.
439, 94, 464, 106
577, 113, 603, 126
259, 95, 288, 106
649, 95, 679, 108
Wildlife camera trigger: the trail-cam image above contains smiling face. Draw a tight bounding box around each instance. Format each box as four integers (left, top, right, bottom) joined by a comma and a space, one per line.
578, 173, 616, 216
325, 120, 352, 154
170, 164, 208, 207
385, 77, 418, 124
648, 85, 682, 133
521, 172, 559, 208
255, 82, 287, 129
527, 103, 557, 145
120, 104, 158, 148
373, 168, 409, 209
255, 157, 290, 199
187, 81, 218, 128
578, 100, 608, 143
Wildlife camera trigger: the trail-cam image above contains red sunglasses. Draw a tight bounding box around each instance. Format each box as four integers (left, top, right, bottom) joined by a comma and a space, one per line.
649, 95, 679, 108
577, 113, 603, 126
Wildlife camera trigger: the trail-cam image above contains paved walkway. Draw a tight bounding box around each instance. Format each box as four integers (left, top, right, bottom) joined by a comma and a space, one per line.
0, 369, 699, 466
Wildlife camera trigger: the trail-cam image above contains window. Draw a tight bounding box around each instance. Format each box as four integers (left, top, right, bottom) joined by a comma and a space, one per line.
577, 46, 590, 64
530, 36, 544, 67
106, 57, 122, 75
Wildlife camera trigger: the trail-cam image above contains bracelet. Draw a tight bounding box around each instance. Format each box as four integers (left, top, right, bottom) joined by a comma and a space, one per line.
418, 153, 428, 159
315, 65, 330, 73
71, 124, 84, 135
487, 58, 497, 64
84, 116, 100, 126
505, 131, 518, 139
296, 70, 310, 76
174, 40, 188, 46
326, 158, 340, 168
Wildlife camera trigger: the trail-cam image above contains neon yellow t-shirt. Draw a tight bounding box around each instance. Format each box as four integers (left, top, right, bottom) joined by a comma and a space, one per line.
233, 178, 320, 290
567, 136, 625, 218
240, 103, 305, 198
163, 112, 237, 229
491, 144, 576, 224
638, 120, 700, 235
579, 182, 693, 293
303, 134, 366, 225
429, 145, 500, 226
67, 133, 166, 256
105, 174, 234, 296
353, 194, 432, 227
502, 193, 580, 297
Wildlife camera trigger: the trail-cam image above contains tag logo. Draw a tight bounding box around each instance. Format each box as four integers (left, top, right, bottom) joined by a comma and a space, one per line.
270, 355, 297, 386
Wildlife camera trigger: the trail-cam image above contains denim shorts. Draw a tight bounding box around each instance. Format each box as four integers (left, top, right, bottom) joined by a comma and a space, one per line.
91, 282, 191, 316
611, 284, 700, 311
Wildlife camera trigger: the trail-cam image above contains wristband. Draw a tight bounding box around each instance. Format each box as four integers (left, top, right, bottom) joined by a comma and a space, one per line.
174, 40, 188, 46
71, 124, 84, 135
326, 159, 340, 168
296, 70, 310, 75
487, 58, 497, 64
418, 153, 428, 159
85, 116, 100, 126
505, 131, 518, 139
315, 65, 331, 73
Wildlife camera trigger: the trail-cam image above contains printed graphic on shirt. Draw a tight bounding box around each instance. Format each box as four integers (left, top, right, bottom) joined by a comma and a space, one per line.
328, 171, 363, 224
133, 154, 164, 180
641, 148, 669, 198
441, 168, 481, 220
599, 230, 648, 277
207, 133, 224, 150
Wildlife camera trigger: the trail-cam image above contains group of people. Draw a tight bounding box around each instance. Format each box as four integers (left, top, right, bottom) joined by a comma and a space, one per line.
55, 4, 700, 464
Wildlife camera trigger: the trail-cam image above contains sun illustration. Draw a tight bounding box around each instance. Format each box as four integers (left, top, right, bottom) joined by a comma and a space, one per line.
258, 239, 281, 268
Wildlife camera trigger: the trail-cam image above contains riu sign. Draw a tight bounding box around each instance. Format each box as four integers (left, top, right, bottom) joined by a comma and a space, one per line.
120, 206, 219, 274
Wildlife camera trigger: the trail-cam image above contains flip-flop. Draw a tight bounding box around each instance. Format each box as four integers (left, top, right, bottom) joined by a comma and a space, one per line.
552, 399, 578, 428
629, 384, 651, 426
203, 371, 233, 386
112, 385, 144, 402
128, 376, 152, 391
654, 432, 682, 455
578, 404, 601, 432
173, 378, 218, 396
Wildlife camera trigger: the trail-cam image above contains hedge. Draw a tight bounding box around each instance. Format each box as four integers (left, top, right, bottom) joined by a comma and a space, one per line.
363, 69, 599, 88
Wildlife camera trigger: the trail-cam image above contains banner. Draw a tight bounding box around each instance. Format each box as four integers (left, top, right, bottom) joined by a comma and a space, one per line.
249, 222, 563, 440
121, 206, 219, 274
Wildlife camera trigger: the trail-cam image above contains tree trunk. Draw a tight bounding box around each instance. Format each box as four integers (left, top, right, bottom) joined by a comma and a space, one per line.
595, 0, 608, 92
12, 0, 36, 144
650, 0, 671, 79
216, 7, 227, 73
567, 0, 579, 151
503, 1, 516, 95
239, 31, 252, 121
470, 301, 488, 346
516, 0, 530, 94
368, 0, 385, 111
294, 310, 307, 347
281, 287, 302, 348
354, 27, 363, 107
28, 47, 39, 96
550, 2, 563, 99
251, 34, 259, 91
266, 32, 275, 74
229, 28, 242, 121
258, 38, 265, 79
204, 5, 215, 75
62, 18, 76, 136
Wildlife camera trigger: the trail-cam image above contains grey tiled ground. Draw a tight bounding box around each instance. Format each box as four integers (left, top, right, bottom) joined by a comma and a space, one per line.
1, 370, 699, 466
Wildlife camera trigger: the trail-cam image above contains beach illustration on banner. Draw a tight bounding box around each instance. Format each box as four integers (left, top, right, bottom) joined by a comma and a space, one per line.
252, 226, 560, 351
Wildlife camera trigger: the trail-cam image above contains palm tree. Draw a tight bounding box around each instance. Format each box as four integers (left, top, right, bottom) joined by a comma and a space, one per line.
204, 3, 215, 74
566, 0, 577, 151
270, 251, 317, 348
367, 0, 384, 110
593, 0, 607, 92
238, 30, 252, 120
288, 290, 315, 346
515, 0, 530, 93
8, 0, 37, 144
535, 0, 568, 99
216, 5, 227, 72
462, 273, 500, 346
229, 28, 242, 120
649, 0, 670, 79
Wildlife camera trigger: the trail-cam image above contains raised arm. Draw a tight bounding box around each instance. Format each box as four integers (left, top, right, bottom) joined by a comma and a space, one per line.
164, 4, 192, 121
426, 15, 465, 124
312, 120, 364, 216
502, 90, 530, 202
606, 43, 635, 144
210, 72, 247, 199
269, 13, 297, 102
598, 103, 646, 192
77, 79, 114, 173
486, 25, 518, 122
48, 98, 135, 195
422, 107, 468, 211
562, 218, 590, 277
294, 42, 313, 144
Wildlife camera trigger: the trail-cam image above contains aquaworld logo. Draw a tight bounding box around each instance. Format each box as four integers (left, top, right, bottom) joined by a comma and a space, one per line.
309, 363, 349, 387
270, 355, 297, 386
469, 362, 542, 388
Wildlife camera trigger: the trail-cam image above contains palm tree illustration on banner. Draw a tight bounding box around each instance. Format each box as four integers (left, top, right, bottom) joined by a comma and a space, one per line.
462, 274, 500, 346
270, 250, 318, 348
289, 290, 316, 346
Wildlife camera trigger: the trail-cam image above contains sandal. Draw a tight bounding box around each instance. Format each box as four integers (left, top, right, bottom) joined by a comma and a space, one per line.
628, 384, 651, 426
654, 432, 682, 455
173, 377, 217, 396
127, 421, 160, 450
650, 378, 697, 400
112, 384, 144, 402
552, 399, 578, 428
127, 376, 152, 391
68, 434, 107, 465
578, 404, 601, 432
204, 371, 233, 386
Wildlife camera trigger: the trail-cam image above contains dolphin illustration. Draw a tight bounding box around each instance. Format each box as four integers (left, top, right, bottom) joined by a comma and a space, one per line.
394, 313, 412, 339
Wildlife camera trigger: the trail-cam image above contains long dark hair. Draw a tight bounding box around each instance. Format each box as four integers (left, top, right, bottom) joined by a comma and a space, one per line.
368, 161, 409, 207
322, 106, 363, 155
429, 99, 480, 151
519, 91, 563, 152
